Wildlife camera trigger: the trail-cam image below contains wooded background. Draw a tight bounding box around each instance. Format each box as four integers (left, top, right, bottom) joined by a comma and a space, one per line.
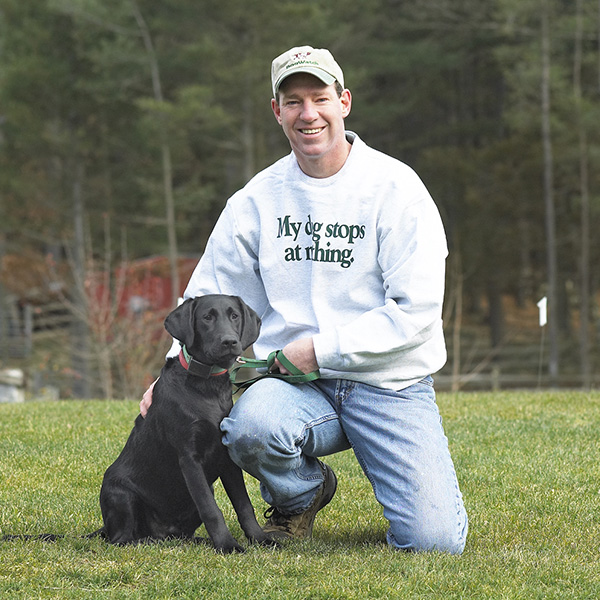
1, 0, 599, 398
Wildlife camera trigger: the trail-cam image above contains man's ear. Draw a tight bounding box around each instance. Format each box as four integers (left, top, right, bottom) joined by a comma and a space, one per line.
271, 97, 283, 125
340, 89, 352, 119
164, 298, 197, 348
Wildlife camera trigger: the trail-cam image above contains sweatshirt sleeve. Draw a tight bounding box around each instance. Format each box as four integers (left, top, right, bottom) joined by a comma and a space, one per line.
181, 201, 269, 316
312, 192, 448, 375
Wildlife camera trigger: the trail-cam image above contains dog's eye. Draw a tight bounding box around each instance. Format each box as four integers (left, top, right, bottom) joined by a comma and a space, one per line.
202, 314, 213, 322
230, 312, 240, 320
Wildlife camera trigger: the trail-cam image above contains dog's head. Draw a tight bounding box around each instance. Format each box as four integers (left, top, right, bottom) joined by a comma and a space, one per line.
164, 295, 261, 368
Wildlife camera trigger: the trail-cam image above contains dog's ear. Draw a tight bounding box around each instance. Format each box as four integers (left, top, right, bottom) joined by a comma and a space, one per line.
164, 298, 198, 348
235, 296, 261, 350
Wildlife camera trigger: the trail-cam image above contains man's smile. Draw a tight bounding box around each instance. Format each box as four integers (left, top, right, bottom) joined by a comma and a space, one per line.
300, 127, 325, 135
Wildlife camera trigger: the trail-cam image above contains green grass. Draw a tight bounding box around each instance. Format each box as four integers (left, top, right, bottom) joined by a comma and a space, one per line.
1, 391, 599, 599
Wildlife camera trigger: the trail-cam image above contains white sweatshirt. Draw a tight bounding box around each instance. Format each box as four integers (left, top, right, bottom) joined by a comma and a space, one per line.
180, 132, 448, 391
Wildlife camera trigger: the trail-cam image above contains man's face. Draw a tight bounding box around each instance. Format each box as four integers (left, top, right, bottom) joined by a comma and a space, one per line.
271, 73, 352, 178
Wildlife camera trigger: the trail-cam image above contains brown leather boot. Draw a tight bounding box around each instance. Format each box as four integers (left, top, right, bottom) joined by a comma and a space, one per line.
262, 461, 337, 540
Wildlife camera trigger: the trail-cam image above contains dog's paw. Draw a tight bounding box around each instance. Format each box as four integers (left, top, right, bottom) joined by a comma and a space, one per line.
214, 541, 245, 554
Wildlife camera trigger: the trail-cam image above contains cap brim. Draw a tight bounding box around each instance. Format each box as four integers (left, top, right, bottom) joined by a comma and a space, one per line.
273, 67, 337, 95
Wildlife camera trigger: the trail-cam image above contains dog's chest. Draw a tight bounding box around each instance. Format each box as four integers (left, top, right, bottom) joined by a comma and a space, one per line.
188, 414, 228, 458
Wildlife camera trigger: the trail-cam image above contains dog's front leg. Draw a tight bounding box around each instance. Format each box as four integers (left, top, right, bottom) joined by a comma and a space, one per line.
220, 461, 277, 546
178, 454, 243, 553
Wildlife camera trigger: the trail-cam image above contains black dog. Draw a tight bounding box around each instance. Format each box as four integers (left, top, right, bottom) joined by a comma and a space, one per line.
96, 294, 273, 552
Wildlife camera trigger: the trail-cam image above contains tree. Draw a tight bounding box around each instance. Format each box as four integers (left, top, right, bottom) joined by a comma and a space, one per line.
130, 0, 179, 306
541, 0, 559, 381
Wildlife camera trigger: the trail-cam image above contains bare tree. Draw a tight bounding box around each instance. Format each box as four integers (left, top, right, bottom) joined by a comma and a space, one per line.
574, 0, 591, 387
71, 156, 91, 398
130, 0, 180, 307
541, 1, 559, 382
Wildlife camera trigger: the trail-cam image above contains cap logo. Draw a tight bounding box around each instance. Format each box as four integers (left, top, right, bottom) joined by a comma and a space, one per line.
286, 52, 321, 72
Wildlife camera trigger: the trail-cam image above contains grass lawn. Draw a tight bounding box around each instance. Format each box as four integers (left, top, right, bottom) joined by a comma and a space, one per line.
1, 391, 599, 599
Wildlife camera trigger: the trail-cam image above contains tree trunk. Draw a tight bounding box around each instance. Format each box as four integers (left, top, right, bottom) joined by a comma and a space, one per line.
575, 0, 591, 388
541, 2, 559, 382
450, 246, 463, 392
487, 277, 504, 349
242, 94, 255, 183
71, 159, 91, 399
517, 215, 533, 307
131, 0, 180, 306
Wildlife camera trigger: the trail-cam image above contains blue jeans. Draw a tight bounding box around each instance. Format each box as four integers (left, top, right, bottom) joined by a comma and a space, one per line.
220, 376, 468, 554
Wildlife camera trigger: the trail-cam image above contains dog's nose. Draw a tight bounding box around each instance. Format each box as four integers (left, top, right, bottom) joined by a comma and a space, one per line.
220, 337, 239, 351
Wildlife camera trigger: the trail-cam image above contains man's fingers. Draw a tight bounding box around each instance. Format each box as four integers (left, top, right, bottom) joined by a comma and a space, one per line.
273, 358, 290, 375
140, 378, 158, 418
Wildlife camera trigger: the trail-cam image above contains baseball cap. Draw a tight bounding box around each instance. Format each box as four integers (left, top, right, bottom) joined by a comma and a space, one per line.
271, 46, 345, 97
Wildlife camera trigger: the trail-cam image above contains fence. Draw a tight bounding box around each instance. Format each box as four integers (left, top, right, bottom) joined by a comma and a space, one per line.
436, 333, 599, 391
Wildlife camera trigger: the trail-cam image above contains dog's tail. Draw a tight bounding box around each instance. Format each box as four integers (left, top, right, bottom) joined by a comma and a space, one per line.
84, 527, 107, 540
2, 527, 107, 542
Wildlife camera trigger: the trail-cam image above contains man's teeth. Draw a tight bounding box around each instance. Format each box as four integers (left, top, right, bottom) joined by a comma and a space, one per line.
301, 128, 323, 134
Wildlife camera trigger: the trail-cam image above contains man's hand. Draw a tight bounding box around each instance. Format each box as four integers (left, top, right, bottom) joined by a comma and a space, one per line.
275, 338, 318, 374
140, 378, 158, 418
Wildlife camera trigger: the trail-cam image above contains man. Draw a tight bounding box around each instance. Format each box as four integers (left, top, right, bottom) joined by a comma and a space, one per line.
142, 46, 468, 554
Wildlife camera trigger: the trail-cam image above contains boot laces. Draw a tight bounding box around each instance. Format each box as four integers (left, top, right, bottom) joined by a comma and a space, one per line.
263, 507, 293, 533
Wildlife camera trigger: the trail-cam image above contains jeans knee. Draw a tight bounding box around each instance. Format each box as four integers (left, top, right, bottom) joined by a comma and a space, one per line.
220, 411, 267, 466
387, 514, 468, 555
221, 392, 300, 473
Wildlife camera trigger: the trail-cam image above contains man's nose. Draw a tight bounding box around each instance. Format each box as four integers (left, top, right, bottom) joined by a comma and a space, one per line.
300, 101, 318, 122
